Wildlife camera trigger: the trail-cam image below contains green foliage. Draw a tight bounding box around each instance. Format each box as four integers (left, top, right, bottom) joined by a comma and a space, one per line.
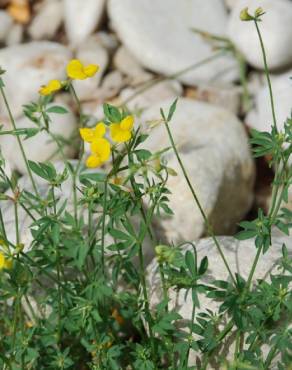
0, 12, 291, 369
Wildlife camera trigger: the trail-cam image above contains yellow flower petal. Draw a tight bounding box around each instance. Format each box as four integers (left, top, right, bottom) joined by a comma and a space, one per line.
90, 138, 111, 162
66, 59, 87, 80
48, 79, 62, 91
39, 79, 62, 96
79, 128, 95, 143
84, 64, 99, 77
120, 115, 134, 131
0, 252, 5, 269
86, 155, 102, 168
0, 252, 12, 270
94, 122, 106, 138
39, 86, 50, 96
110, 123, 132, 143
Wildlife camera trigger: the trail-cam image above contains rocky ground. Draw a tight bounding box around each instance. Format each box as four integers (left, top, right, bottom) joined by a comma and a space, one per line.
0, 1, 291, 365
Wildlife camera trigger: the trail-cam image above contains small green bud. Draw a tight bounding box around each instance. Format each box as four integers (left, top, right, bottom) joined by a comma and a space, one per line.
166, 167, 178, 176
155, 245, 176, 264
255, 7, 265, 19
240, 7, 254, 21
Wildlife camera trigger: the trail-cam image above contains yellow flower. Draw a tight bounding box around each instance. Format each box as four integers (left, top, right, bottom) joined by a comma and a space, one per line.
79, 122, 106, 143
39, 79, 62, 96
66, 59, 99, 80
86, 138, 111, 168
0, 252, 12, 270
110, 115, 134, 143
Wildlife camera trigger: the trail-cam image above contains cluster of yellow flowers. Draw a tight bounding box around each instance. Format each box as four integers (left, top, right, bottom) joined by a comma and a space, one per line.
39, 58, 135, 169
39, 59, 99, 96
0, 251, 12, 270
80, 115, 134, 168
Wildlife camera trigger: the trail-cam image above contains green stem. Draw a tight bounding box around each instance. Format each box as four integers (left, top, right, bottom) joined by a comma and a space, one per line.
52, 187, 62, 345
0, 81, 39, 197
121, 52, 224, 107
69, 83, 85, 227
240, 19, 282, 294
163, 118, 237, 286
126, 145, 157, 361
185, 303, 196, 366
100, 180, 108, 278
254, 20, 278, 132
13, 201, 20, 245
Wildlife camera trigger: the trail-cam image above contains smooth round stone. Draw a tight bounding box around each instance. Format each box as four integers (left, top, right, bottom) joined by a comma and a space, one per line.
64, 0, 106, 45
108, 0, 239, 86
224, 0, 239, 10
0, 42, 72, 118
28, 0, 63, 40
0, 10, 13, 41
6, 23, 23, 46
147, 232, 291, 367
141, 98, 255, 243
228, 0, 292, 70
0, 102, 77, 174
120, 80, 183, 111
246, 71, 292, 132
114, 46, 153, 85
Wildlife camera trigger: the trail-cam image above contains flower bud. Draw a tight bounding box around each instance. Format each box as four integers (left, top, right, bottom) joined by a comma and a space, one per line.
240, 7, 254, 21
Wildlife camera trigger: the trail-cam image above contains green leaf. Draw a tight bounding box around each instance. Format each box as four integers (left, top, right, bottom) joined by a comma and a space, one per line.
28, 160, 50, 181
167, 98, 178, 122
46, 105, 68, 114
198, 256, 208, 275
79, 172, 106, 183
134, 149, 152, 161
185, 250, 197, 277
109, 228, 132, 242
103, 103, 121, 122
235, 229, 257, 240
28, 160, 57, 181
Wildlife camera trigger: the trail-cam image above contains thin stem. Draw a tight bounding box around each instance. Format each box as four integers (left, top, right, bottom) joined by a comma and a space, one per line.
126, 144, 158, 361
0, 81, 39, 197
13, 201, 20, 245
254, 20, 278, 132
121, 52, 224, 107
163, 118, 237, 286
245, 20, 284, 291
69, 83, 85, 227
52, 186, 62, 345
100, 180, 108, 278
185, 303, 196, 366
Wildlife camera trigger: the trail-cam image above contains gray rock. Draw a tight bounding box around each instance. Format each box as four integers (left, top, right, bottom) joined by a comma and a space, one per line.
98, 70, 125, 100
224, 0, 239, 10
228, 0, 292, 70
108, 0, 239, 86
0, 41, 72, 118
114, 46, 153, 85
6, 23, 23, 46
64, 0, 106, 45
0, 10, 13, 42
187, 83, 242, 114
0, 102, 77, 174
246, 71, 292, 132
147, 232, 291, 368
141, 98, 255, 243
120, 80, 183, 111
28, 0, 63, 40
